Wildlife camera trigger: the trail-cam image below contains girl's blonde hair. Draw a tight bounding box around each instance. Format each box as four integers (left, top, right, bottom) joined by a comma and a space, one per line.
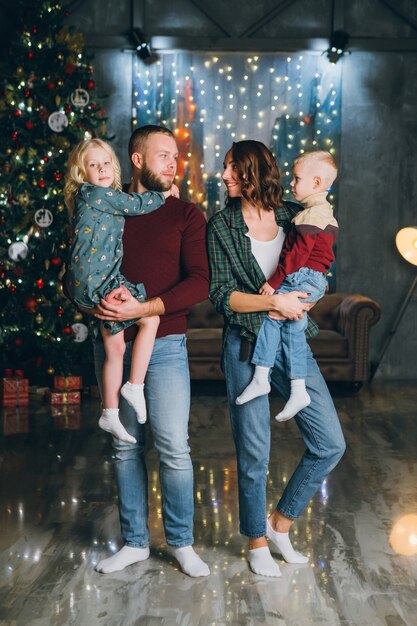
64, 138, 122, 216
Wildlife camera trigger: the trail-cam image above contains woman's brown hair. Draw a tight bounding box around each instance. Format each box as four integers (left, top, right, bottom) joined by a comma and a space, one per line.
228, 140, 283, 210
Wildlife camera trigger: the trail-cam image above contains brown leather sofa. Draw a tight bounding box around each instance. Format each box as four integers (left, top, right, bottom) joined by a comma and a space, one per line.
186, 294, 381, 385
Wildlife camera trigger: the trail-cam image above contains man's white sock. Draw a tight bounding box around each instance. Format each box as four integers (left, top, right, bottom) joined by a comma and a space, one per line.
171, 546, 210, 577
96, 545, 150, 573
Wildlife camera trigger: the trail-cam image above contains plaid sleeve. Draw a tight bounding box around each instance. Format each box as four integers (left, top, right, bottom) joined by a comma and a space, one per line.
207, 216, 237, 320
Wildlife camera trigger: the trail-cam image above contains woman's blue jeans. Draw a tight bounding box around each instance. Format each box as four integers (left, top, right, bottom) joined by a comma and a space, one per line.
223, 325, 346, 538
93, 334, 194, 548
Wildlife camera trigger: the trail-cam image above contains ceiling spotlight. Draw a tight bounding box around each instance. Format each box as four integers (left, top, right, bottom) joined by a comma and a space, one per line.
130, 28, 152, 60
326, 30, 350, 64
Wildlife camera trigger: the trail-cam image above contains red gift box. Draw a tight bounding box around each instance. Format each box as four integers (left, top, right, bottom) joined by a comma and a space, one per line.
51, 405, 81, 429
49, 390, 81, 405
54, 375, 83, 390
1, 406, 29, 435
1, 376, 29, 406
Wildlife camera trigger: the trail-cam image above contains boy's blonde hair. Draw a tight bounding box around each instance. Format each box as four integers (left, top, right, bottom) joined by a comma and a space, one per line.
293, 150, 338, 187
64, 138, 122, 215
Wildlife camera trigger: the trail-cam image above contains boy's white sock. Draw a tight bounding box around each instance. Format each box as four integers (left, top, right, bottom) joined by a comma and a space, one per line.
98, 408, 136, 444
171, 546, 210, 577
266, 519, 309, 564
96, 545, 150, 573
120, 382, 147, 424
236, 366, 271, 405
275, 379, 311, 422
247, 546, 282, 577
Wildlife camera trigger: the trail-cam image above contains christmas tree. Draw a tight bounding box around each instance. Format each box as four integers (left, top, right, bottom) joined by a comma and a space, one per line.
0, 0, 108, 382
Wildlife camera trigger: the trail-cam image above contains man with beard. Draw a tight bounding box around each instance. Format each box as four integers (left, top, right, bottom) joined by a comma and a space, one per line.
91, 125, 210, 577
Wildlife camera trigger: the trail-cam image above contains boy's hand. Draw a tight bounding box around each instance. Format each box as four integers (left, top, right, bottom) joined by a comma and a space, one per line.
259, 281, 275, 295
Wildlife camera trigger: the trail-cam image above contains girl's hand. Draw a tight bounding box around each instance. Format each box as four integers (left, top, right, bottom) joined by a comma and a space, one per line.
166, 183, 180, 198
105, 285, 132, 305
259, 281, 275, 296
269, 291, 311, 320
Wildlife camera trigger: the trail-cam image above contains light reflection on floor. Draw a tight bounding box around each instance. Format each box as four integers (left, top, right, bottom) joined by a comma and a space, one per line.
0, 382, 417, 625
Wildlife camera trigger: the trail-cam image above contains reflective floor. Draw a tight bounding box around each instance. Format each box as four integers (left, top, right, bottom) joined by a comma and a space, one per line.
1, 381, 417, 625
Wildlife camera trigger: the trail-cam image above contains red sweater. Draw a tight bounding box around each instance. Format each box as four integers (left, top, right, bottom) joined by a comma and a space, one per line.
268, 224, 337, 291
121, 195, 209, 341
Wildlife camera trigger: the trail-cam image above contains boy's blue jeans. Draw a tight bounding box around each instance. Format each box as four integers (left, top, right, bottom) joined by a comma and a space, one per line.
93, 334, 194, 548
252, 267, 328, 380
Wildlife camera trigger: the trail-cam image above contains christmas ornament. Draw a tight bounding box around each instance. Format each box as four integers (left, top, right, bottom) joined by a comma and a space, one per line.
36, 279, 45, 289
48, 111, 68, 132
72, 322, 88, 342
17, 192, 30, 207
51, 256, 62, 267
35, 313, 43, 323
71, 88, 89, 108
15, 337, 24, 347
8, 241, 29, 261
63, 326, 73, 335
34, 208, 53, 227
24, 296, 37, 313
73, 311, 83, 322
47, 366, 55, 375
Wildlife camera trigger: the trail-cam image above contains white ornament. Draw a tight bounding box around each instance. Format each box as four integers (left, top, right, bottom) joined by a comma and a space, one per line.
8, 241, 29, 261
48, 111, 69, 133
34, 208, 53, 228
72, 322, 89, 343
71, 88, 90, 108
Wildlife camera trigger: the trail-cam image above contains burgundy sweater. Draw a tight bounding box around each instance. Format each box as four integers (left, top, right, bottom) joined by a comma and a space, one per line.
121, 195, 209, 341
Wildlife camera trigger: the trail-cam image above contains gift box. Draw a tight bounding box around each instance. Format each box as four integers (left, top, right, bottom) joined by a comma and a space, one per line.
1, 375, 29, 406
51, 405, 81, 429
54, 375, 83, 390
29, 386, 49, 403
49, 390, 81, 405
1, 406, 29, 435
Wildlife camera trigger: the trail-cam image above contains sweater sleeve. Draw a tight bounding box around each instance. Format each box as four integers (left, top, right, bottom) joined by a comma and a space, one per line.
158, 205, 209, 313
78, 183, 165, 216
268, 227, 319, 290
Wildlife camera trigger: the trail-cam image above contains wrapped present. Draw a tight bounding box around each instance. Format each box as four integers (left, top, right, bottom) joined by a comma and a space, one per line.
1, 375, 29, 406
49, 390, 81, 405
51, 404, 81, 430
54, 375, 83, 390
2, 406, 29, 435
29, 386, 49, 403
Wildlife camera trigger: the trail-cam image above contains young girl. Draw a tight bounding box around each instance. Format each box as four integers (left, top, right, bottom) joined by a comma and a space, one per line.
64, 138, 165, 444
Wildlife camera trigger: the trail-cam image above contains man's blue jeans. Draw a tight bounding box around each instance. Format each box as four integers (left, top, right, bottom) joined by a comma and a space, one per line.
93, 334, 194, 548
252, 267, 328, 379
223, 325, 345, 538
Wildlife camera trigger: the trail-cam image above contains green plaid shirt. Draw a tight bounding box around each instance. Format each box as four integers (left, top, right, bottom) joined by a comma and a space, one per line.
207, 199, 319, 344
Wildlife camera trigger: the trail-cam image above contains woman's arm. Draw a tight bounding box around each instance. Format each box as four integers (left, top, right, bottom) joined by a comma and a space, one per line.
230, 290, 310, 320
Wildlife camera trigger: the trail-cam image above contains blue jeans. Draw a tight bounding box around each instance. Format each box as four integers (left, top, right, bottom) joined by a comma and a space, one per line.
223, 325, 345, 537
93, 334, 194, 548
252, 268, 328, 379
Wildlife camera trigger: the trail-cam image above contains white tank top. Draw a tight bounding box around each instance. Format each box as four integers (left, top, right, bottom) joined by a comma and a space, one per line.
246, 228, 285, 281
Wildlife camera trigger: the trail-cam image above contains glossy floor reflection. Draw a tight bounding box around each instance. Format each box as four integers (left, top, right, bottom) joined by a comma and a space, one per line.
1, 382, 417, 625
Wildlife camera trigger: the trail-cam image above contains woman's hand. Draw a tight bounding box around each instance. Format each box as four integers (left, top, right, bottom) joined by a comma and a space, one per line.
269, 291, 311, 320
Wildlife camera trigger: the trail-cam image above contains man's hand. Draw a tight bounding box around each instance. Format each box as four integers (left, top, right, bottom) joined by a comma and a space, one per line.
94, 296, 165, 322
268, 291, 312, 321
259, 281, 275, 296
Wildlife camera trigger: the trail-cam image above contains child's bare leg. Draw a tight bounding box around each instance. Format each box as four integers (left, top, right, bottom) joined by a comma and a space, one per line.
98, 324, 136, 444
120, 316, 160, 424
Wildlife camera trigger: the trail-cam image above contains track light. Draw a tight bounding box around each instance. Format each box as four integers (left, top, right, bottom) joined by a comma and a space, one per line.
326, 30, 350, 64
130, 28, 152, 60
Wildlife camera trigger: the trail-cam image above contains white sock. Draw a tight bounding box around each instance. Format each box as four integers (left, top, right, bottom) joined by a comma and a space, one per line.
266, 519, 309, 564
247, 546, 282, 577
98, 408, 136, 444
171, 546, 210, 577
96, 545, 150, 573
275, 379, 311, 422
120, 382, 147, 424
236, 366, 271, 405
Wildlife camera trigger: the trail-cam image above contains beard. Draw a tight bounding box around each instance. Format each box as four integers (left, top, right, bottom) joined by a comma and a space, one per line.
140, 160, 172, 192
